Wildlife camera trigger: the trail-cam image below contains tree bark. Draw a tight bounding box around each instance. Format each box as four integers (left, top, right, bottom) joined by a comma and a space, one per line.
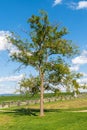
40, 72, 44, 116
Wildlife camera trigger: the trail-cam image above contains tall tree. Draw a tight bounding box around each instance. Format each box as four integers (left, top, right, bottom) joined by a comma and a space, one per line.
8, 10, 78, 116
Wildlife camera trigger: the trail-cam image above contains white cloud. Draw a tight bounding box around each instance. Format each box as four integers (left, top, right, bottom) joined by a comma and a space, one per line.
72, 50, 87, 65
0, 74, 24, 82
70, 65, 80, 71
70, 50, 87, 72
53, 0, 62, 6
68, 2, 77, 10
76, 72, 87, 85
0, 85, 18, 94
71, 50, 87, 86
0, 74, 24, 94
0, 31, 12, 51
81, 72, 87, 77
77, 1, 87, 10
9, 46, 20, 56
0, 30, 31, 57
77, 77, 87, 84
0, 30, 22, 57
52, 0, 87, 10
69, 1, 87, 10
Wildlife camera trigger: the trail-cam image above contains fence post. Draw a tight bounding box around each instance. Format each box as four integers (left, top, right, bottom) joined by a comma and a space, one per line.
17, 100, 21, 106
8, 102, 10, 108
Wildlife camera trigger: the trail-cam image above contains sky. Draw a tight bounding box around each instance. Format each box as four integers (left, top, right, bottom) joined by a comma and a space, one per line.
0, 0, 87, 94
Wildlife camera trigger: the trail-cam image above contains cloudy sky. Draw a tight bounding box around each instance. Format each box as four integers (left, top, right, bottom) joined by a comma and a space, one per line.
0, 0, 87, 94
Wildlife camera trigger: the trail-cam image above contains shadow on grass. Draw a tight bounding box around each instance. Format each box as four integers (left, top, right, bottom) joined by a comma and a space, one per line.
0, 108, 61, 116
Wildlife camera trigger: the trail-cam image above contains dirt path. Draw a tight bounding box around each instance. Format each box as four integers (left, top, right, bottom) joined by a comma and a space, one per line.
71, 110, 87, 112
0, 109, 15, 112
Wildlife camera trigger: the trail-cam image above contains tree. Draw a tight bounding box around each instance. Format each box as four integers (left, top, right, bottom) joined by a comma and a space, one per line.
62, 72, 83, 96
18, 75, 40, 96
8, 10, 78, 116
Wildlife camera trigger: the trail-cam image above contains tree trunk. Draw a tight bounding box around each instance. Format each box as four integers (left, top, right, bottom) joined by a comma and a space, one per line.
40, 72, 44, 116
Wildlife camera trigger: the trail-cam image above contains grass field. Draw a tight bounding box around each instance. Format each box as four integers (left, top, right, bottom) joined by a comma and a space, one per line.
0, 96, 87, 130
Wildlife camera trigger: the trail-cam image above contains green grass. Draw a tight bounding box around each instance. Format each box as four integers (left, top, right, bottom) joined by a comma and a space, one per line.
0, 97, 87, 130
0, 108, 87, 130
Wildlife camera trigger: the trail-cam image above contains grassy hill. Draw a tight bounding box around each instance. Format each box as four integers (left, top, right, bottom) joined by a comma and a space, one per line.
0, 95, 87, 130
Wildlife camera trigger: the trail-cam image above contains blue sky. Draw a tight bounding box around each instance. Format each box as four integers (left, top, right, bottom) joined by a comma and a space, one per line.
0, 0, 87, 94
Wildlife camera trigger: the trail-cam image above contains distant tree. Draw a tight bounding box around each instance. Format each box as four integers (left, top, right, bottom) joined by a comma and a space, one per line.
62, 72, 83, 97
8, 10, 78, 116
18, 75, 40, 96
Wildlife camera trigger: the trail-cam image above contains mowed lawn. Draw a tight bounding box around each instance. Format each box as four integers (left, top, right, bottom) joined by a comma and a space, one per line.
0, 97, 87, 130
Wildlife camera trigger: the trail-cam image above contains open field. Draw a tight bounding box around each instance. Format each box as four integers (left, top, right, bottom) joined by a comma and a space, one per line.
0, 96, 87, 130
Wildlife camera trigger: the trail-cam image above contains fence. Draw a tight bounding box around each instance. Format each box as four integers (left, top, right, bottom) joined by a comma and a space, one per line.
0, 95, 76, 109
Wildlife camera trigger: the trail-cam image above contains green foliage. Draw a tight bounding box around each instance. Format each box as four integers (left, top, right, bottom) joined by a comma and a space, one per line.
9, 10, 78, 72
47, 62, 70, 84
9, 10, 79, 86
63, 72, 83, 94
18, 76, 40, 95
